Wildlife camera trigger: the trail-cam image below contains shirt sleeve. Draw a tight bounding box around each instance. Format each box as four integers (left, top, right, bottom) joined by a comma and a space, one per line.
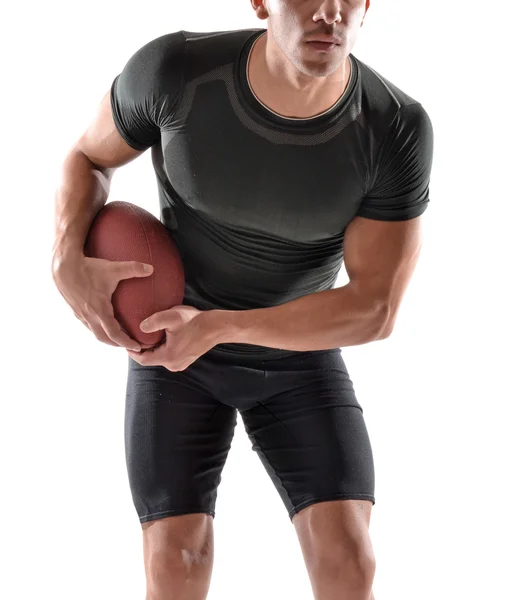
109, 31, 186, 151
356, 102, 434, 221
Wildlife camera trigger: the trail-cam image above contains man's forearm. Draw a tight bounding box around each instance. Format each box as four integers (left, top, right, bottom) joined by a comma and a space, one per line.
210, 284, 390, 352
52, 149, 111, 271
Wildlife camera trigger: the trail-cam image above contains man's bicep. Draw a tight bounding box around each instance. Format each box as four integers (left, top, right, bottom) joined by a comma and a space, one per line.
73, 87, 146, 173
343, 215, 424, 331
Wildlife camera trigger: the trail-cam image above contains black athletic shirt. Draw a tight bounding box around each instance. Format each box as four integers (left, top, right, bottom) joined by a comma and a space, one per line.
110, 28, 434, 359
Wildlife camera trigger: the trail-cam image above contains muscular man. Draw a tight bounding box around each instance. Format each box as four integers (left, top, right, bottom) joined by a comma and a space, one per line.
52, 1, 433, 599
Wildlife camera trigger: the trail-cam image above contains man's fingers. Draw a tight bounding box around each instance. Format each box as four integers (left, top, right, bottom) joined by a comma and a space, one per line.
127, 348, 157, 366
88, 300, 142, 351
74, 309, 119, 347
100, 316, 142, 351
140, 315, 159, 332
114, 261, 154, 281
87, 320, 121, 347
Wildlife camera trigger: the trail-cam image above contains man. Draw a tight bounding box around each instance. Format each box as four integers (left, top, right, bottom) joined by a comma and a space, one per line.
52, 1, 433, 599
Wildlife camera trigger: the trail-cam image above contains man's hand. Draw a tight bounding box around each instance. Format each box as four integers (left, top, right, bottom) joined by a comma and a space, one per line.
52, 254, 154, 351
126, 305, 220, 371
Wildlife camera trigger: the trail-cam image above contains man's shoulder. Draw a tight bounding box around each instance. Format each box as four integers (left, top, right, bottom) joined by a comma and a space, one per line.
180, 27, 261, 45
133, 27, 258, 67
352, 54, 427, 127
181, 28, 262, 74
136, 28, 261, 83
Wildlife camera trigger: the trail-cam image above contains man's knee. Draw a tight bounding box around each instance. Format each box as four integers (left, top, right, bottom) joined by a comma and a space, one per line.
293, 499, 376, 593
318, 548, 376, 587
142, 513, 214, 597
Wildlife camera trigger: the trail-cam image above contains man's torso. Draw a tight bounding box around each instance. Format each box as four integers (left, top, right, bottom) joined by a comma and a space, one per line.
110, 28, 432, 358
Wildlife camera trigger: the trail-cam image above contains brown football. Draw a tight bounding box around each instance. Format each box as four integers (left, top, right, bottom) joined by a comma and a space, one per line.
84, 201, 185, 349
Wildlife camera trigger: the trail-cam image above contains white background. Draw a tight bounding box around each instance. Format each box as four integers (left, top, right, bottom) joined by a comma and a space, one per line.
1, 1, 506, 599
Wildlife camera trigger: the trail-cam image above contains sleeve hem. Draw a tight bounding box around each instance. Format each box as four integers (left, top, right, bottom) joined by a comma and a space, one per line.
356, 200, 429, 221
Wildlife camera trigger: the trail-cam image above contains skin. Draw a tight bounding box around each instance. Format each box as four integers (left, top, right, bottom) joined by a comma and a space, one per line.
58, 3, 421, 598
248, 0, 370, 118
247, 6, 378, 597
138, 4, 429, 600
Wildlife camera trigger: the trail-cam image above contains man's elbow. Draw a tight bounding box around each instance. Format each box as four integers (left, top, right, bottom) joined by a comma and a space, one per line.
373, 304, 394, 340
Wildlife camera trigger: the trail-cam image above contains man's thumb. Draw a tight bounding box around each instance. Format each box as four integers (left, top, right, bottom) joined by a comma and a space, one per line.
116, 261, 154, 280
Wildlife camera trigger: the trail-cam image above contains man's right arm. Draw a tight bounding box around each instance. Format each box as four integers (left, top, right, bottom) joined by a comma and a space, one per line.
51, 87, 146, 276
50, 32, 185, 349
52, 31, 185, 276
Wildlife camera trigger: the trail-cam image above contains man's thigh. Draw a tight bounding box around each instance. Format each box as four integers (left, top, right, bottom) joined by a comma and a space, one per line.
238, 349, 376, 522
125, 355, 238, 523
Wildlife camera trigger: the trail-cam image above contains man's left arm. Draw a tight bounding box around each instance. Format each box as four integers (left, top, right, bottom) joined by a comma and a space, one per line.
208, 102, 433, 351
209, 215, 424, 351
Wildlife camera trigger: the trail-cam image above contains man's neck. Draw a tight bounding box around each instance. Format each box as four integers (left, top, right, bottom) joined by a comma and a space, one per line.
247, 31, 351, 120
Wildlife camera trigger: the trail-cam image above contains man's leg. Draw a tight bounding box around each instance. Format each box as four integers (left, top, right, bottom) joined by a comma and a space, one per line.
125, 355, 238, 599
293, 499, 375, 600
238, 349, 376, 599
141, 513, 214, 600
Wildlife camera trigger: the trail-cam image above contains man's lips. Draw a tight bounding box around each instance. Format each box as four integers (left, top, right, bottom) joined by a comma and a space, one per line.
308, 37, 342, 45
306, 40, 341, 51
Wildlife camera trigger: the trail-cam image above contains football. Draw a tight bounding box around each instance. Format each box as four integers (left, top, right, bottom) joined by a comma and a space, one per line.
84, 201, 185, 349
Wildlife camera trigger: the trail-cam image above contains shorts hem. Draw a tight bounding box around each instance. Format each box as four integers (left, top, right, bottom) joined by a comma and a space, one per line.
289, 494, 376, 521
139, 508, 215, 523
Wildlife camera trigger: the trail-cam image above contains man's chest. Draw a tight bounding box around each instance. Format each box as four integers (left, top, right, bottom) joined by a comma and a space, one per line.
158, 112, 370, 242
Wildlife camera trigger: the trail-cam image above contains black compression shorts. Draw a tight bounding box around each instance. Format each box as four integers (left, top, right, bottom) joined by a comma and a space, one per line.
124, 348, 375, 524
